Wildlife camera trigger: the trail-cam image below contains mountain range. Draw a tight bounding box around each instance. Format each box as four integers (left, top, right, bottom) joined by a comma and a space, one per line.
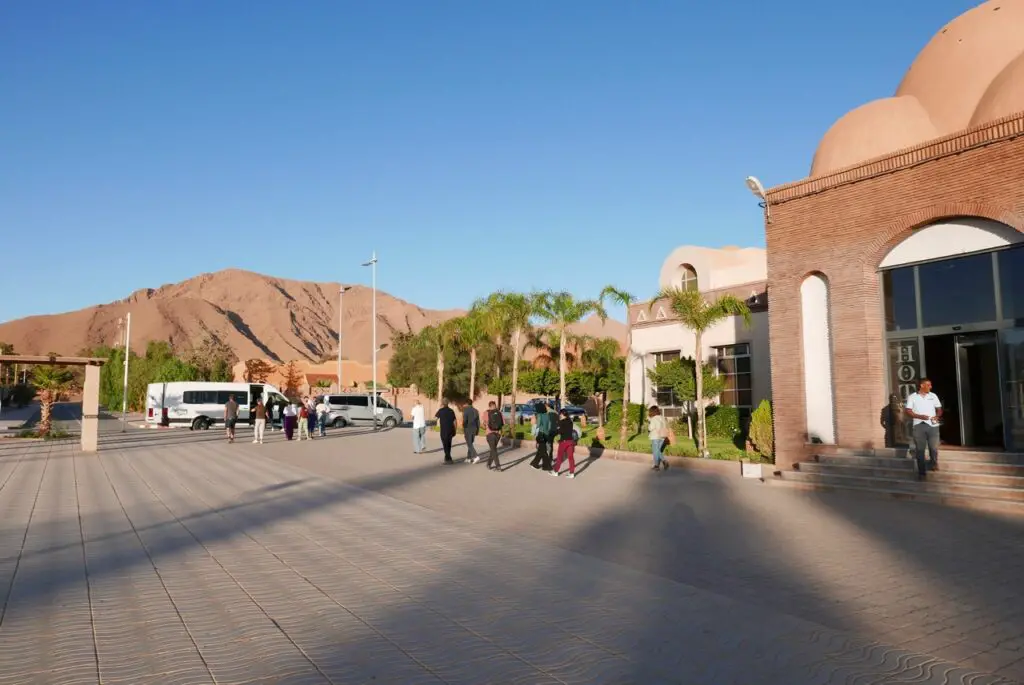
0, 269, 627, 365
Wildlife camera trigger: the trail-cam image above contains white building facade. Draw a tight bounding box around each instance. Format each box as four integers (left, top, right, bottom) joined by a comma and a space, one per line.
628, 246, 772, 421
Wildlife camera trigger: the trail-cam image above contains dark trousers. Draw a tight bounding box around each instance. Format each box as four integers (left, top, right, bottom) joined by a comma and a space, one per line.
465, 432, 478, 460
912, 422, 939, 475
486, 432, 501, 469
441, 432, 454, 461
530, 436, 552, 470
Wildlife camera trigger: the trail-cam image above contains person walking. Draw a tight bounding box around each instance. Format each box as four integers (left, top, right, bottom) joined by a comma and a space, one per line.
551, 408, 577, 478
283, 402, 297, 440
905, 378, 943, 479
253, 398, 267, 444
648, 405, 670, 471
463, 400, 481, 463
298, 400, 311, 441
411, 398, 427, 453
435, 399, 457, 464
316, 397, 329, 436
529, 403, 554, 471
485, 400, 504, 471
224, 394, 239, 444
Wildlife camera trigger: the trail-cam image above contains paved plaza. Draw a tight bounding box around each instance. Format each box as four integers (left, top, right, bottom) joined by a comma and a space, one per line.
0, 424, 1023, 684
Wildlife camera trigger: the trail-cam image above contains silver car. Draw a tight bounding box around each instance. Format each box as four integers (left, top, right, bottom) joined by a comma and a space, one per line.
317, 393, 403, 428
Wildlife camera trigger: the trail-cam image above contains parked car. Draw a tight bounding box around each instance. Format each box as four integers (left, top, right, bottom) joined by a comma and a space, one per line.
501, 403, 536, 424
316, 393, 403, 428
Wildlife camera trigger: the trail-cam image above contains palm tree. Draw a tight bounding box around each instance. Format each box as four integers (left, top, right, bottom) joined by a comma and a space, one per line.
600, 286, 636, 448
457, 312, 490, 400
421, 318, 463, 406
532, 291, 607, 405
470, 295, 511, 406
32, 362, 75, 436
580, 336, 622, 435
651, 288, 751, 457
478, 292, 533, 427
525, 328, 582, 371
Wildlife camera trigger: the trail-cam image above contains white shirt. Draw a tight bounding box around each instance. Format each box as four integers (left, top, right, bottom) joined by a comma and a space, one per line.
316, 402, 327, 416
411, 404, 426, 429
906, 392, 942, 426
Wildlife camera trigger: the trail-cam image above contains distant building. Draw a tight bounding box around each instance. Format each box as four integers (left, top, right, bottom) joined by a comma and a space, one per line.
627, 246, 771, 422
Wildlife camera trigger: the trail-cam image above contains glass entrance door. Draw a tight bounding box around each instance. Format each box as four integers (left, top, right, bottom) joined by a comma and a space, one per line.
954, 333, 1002, 447
1000, 329, 1024, 450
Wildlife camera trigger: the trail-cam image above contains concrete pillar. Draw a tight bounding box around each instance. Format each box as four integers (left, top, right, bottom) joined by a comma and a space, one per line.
81, 364, 100, 452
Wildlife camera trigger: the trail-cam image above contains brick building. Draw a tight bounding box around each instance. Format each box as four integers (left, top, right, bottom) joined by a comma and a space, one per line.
763, 0, 1024, 470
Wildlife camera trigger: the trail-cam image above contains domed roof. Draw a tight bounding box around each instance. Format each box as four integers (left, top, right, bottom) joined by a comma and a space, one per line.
810, 97, 938, 177
811, 0, 1024, 176
971, 51, 1024, 126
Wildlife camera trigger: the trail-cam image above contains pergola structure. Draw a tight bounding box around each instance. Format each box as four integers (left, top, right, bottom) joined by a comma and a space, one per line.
0, 354, 108, 452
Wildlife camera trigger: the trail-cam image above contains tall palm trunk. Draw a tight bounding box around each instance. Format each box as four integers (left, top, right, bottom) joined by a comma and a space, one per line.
510, 328, 522, 428
469, 347, 477, 400
619, 333, 631, 448
436, 351, 445, 406
558, 325, 568, 405
38, 392, 54, 436
694, 331, 708, 457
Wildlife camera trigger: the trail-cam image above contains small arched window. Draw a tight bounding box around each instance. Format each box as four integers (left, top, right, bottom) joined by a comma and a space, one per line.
681, 265, 698, 291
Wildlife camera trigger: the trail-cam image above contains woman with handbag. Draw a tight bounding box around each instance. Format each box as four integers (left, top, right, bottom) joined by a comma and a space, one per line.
648, 405, 670, 471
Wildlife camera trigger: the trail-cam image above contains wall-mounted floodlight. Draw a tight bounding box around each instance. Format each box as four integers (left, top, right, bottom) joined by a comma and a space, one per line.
745, 176, 772, 224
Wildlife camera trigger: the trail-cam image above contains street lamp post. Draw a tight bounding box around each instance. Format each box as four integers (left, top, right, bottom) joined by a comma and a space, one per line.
121, 312, 131, 432
361, 251, 378, 430
337, 285, 352, 392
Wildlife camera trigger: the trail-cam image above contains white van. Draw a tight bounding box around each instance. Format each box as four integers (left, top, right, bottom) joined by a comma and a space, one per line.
316, 393, 404, 428
146, 382, 288, 431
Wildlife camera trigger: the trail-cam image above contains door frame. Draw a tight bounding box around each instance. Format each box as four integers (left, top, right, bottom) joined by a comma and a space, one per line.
951, 331, 1003, 447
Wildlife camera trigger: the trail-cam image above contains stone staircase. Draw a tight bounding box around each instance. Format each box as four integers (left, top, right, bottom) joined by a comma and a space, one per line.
774, 447, 1024, 514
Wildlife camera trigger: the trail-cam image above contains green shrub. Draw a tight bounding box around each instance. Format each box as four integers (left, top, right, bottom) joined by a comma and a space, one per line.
705, 405, 741, 439
749, 399, 773, 460
606, 401, 644, 431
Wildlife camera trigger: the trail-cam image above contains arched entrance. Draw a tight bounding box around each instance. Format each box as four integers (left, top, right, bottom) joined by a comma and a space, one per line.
880, 218, 1024, 449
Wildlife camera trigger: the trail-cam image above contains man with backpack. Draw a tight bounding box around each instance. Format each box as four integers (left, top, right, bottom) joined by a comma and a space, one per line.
529, 402, 554, 472
484, 401, 504, 471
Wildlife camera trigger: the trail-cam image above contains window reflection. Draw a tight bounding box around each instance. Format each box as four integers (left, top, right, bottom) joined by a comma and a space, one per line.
918, 253, 996, 327
882, 267, 917, 331
1000, 246, 1024, 321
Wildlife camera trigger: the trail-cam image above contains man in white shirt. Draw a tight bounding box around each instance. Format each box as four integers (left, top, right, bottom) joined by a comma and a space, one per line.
315, 398, 329, 436
411, 399, 427, 454
904, 378, 943, 479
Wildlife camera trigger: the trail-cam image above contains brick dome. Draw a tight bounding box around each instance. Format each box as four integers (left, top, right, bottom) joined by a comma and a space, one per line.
811, 0, 1024, 176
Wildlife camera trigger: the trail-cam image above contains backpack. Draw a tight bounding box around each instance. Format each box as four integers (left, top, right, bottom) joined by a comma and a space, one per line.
487, 409, 503, 432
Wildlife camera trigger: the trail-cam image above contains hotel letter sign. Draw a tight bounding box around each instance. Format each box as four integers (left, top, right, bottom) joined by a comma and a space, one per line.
890, 339, 921, 398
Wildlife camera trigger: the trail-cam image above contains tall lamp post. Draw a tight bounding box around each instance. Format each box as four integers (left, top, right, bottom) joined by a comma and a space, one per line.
121, 312, 131, 432
337, 285, 352, 392
361, 251, 378, 430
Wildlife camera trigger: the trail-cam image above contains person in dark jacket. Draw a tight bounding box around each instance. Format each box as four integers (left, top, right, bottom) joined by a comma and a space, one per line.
529, 403, 554, 472
463, 400, 481, 463
552, 408, 577, 479
484, 401, 504, 471
435, 399, 457, 464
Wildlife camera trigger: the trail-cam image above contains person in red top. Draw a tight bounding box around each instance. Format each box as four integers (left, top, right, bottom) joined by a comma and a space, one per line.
551, 409, 577, 479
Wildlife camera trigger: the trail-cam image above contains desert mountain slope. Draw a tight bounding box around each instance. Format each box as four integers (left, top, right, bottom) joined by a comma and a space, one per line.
0, 269, 626, 364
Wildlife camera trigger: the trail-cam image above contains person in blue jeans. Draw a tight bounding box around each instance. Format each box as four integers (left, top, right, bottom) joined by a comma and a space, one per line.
648, 405, 670, 471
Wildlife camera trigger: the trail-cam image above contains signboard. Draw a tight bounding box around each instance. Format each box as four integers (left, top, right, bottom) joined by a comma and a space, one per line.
888, 339, 921, 399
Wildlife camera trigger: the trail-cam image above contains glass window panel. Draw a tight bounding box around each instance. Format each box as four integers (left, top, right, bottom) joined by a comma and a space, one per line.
999, 246, 1024, 321
738, 389, 753, 406
718, 358, 736, 374
882, 267, 917, 331
735, 357, 751, 374
918, 253, 995, 328
735, 372, 752, 389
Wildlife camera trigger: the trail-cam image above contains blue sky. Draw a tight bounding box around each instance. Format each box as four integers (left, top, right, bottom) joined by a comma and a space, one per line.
1, 0, 973, 323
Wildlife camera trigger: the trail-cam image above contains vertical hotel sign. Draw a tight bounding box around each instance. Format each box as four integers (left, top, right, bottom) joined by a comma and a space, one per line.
888, 339, 921, 398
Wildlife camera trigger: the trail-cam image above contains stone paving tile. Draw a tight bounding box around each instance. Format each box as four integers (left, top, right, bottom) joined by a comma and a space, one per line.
0, 433, 1022, 684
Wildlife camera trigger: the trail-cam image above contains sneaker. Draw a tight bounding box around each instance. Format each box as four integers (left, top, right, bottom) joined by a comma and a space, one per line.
567, 473, 575, 479
662, 460, 670, 471
472, 457, 481, 464
651, 465, 660, 471
259, 440, 264, 444
252, 440, 259, 444
549, 471, 558, 477
531, 464, 540, 470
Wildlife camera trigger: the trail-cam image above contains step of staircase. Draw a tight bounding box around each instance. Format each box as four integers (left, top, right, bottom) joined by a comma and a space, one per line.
798, 461, 1024, 490
774, 449, 1024, 514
